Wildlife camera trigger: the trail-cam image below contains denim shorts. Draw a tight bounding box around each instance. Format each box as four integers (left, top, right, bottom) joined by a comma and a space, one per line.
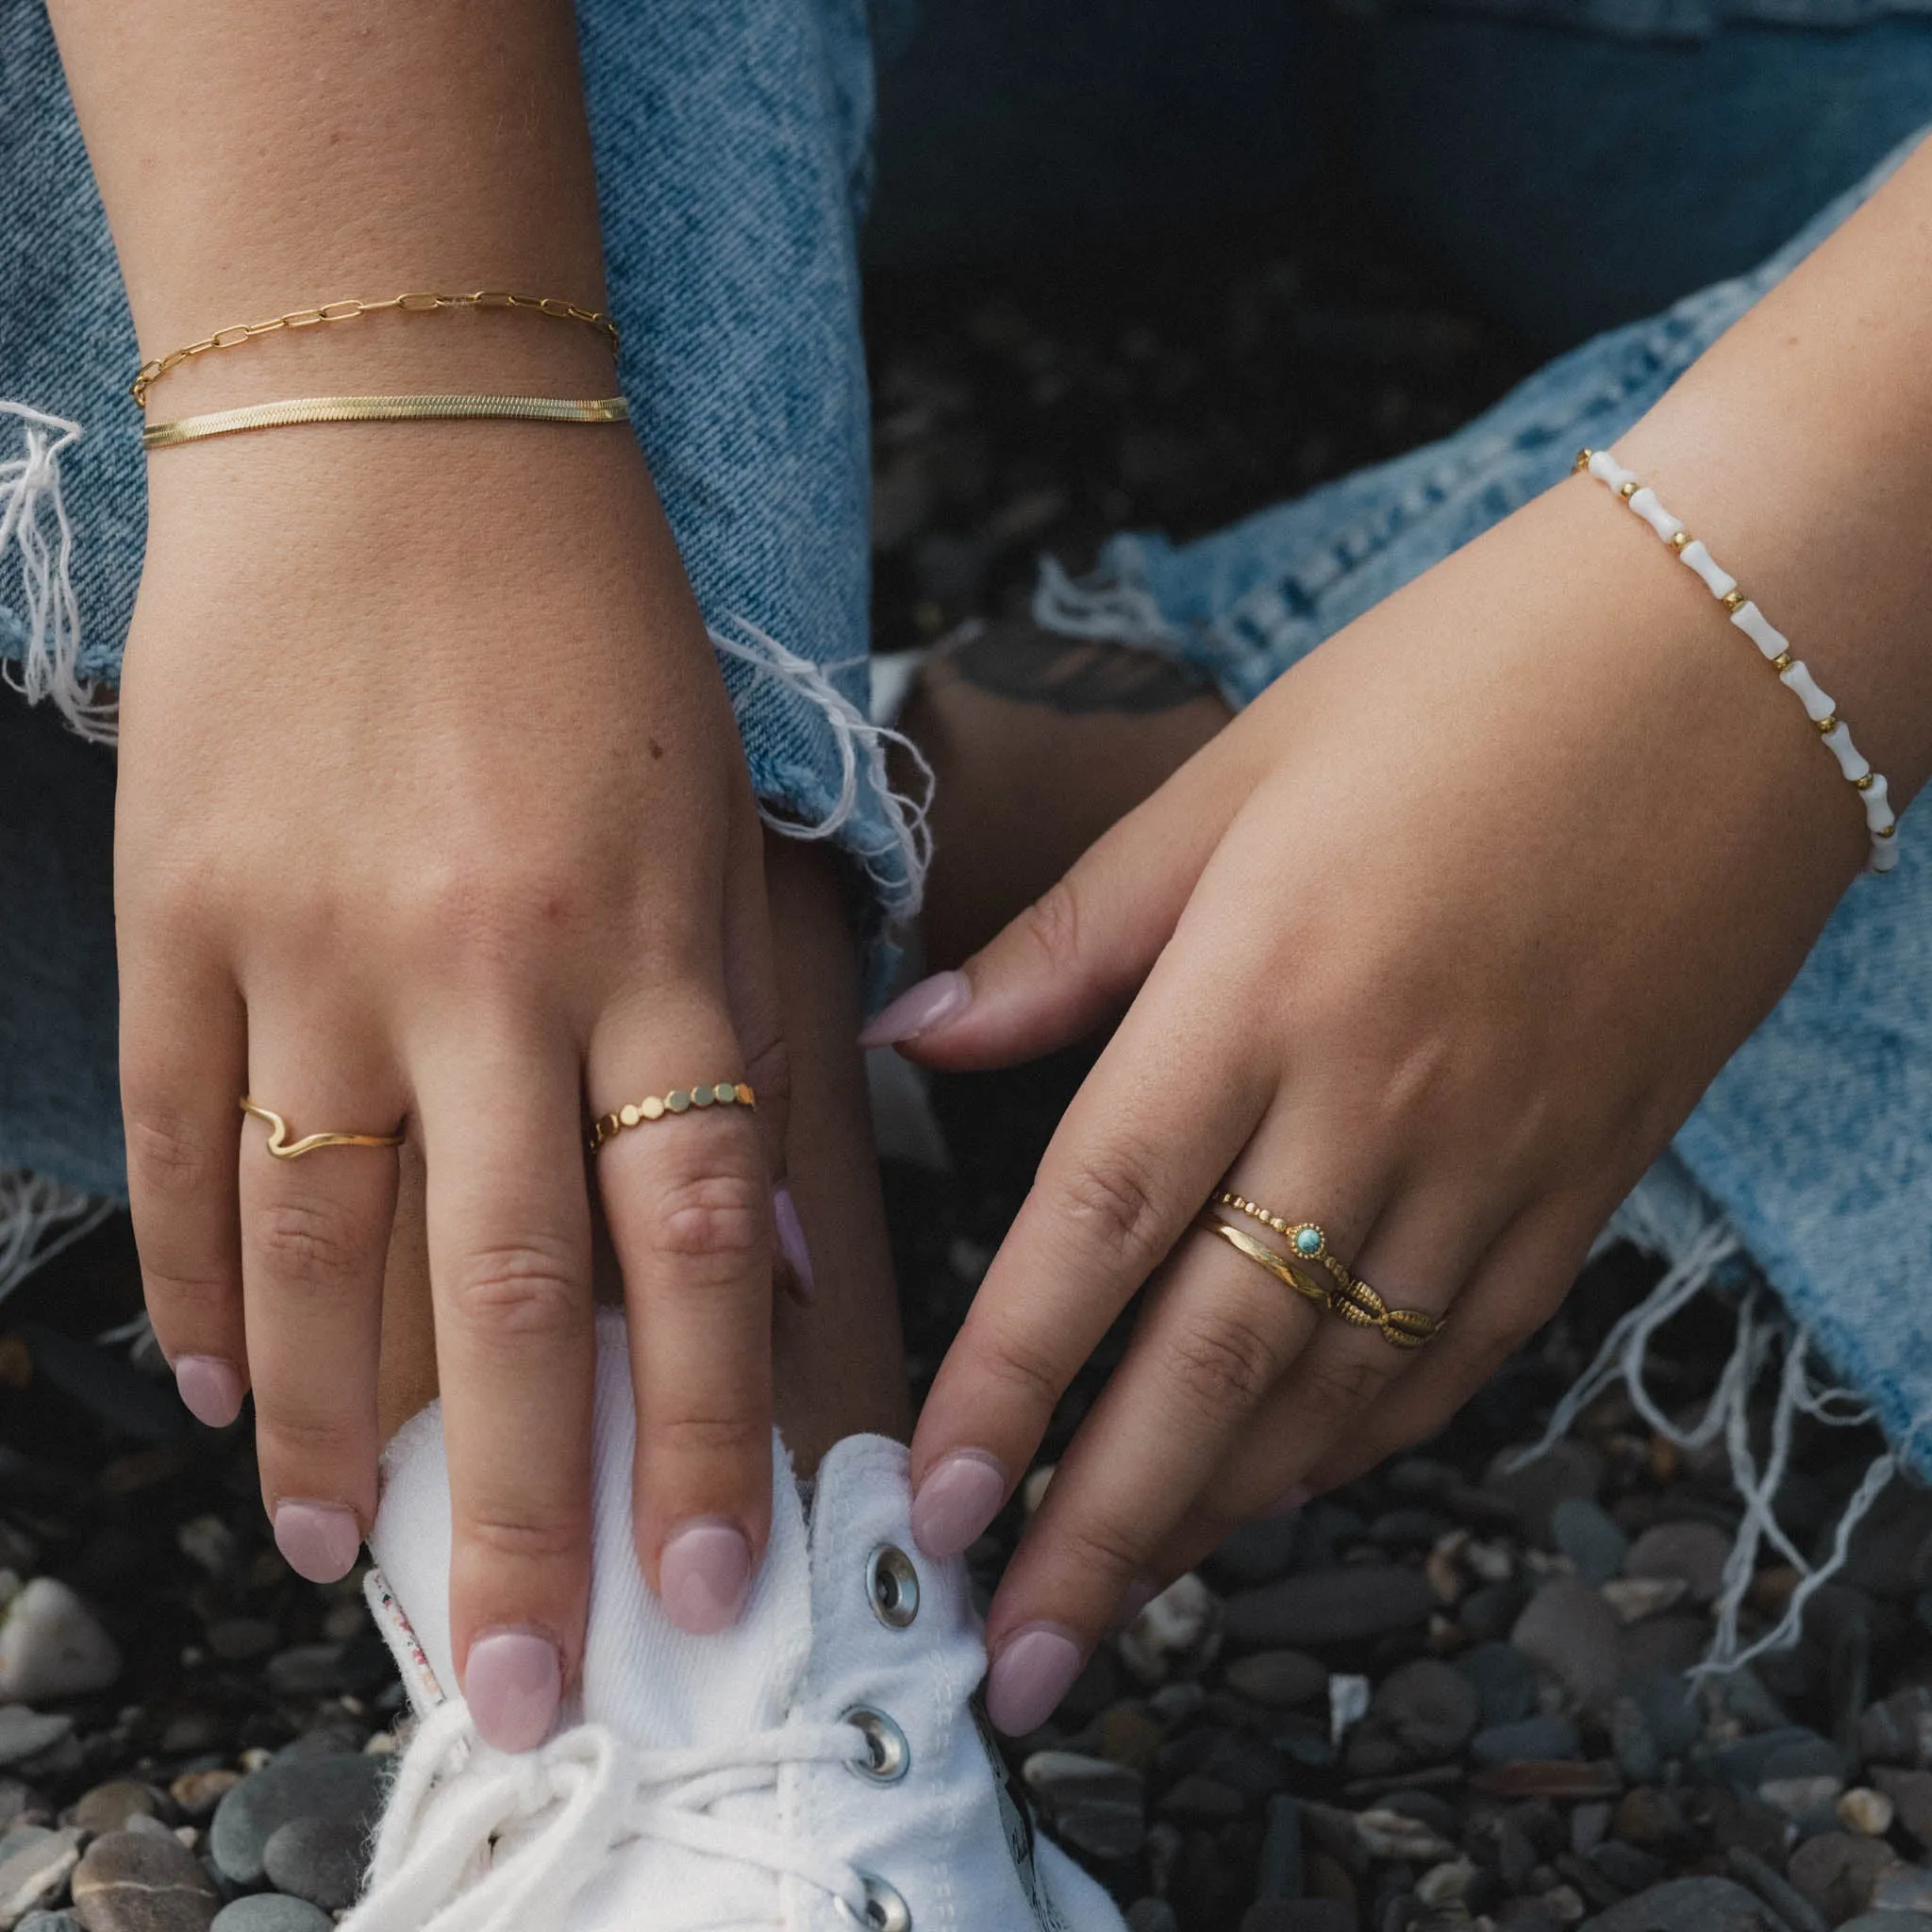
4, 0, 1930, 1521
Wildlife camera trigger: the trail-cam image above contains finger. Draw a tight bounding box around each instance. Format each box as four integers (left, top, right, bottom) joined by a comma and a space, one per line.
906, 932, 1270, 1570
120, 952, 250, 1428
862, 741, 1251, 1068
591, 991, 774, 1637
980, 1201, 1346, 1734
419, 1023, 595, 1753
240, 1026, 404, 1586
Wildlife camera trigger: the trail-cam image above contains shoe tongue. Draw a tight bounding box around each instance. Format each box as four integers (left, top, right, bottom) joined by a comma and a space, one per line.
369, 1311, 813, 1750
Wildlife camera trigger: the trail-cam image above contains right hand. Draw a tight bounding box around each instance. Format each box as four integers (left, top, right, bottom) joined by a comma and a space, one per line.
118, 420, 789, 1747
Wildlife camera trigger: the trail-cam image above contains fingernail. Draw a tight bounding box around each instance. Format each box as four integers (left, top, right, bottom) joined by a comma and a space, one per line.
1261, 1483, 1314, 1520
1110, 1575, 1158, 1632
857, 970, 971, 1048
911, 1448, 1008, 1559
986, 1622, 1085, 1736
773, 1184, 815, 1304
659, 1517, 754, 1635
175, 1355, 243, 1429
464, 1627, 562, 1753
272, 1499, 362, 1583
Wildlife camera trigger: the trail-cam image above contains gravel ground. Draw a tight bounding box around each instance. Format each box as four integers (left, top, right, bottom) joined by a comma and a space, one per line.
6, 203, 1932, 1932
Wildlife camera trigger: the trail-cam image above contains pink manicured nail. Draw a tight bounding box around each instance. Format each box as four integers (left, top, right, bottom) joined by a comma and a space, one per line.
465, 1627, 561, 1753
175, 1355, 243, 1429
858, 970, 971, 1048
773, 1185, 815, 1304
987, 1622, 1084, 1736
911, 1449, 1008, 1559
1261, 1484, 1314, 1519
659, 1517, 754, 1635
273, 1500, 361, 1583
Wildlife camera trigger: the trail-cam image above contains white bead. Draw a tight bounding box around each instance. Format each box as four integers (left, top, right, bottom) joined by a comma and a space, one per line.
1820, 724, 1870, 784
1627, 487, 1684, 542
1779, 660, 1837, 723
1730, 601, 1789, 662
1863, 774, 1893, 833
1678, 541, 1738, 599
1589, 449, 1638, 491
1869, 834, 1901, 873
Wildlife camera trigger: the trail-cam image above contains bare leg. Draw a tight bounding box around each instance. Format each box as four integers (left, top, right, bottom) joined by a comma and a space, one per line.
898, 622, 1232, 970
376, 836, 909, 1467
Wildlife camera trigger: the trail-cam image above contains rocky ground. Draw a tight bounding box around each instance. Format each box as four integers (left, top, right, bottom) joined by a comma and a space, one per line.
6, 203, 1932, 1932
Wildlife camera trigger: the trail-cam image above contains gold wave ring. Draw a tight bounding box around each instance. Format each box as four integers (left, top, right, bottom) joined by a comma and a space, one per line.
240, 1097, 406, 1160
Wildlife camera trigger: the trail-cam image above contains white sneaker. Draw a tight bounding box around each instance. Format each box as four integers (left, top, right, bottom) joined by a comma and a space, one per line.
342, 1314, 1125, 1932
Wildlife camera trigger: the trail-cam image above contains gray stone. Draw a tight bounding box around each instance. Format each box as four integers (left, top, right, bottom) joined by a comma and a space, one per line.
1786, 1831, 1900, 1924
1513, 1578, 1623, 1710
65, 1788, 161, 1840
1576, 1875, 1773, 1932
1624, 1523, 1734, 1606
1458, 1641, 1540, 1728
1224, 1567, 1434, 1649
1237, 1906, 1355, 1932
1724, 1844, 1828, 1932
1719, 1727, 1838, 1792
1342, 1659, 1479, 1775
1022, 1751, 1141, 1808
1555, 1501, 1630, 1587
1208, 1518, 1301, 1590
0, 1826, 82, 1929
1874, 1869, 1932, 1915
259, 1818, 364, 1916
70, 1831, 219, 1932
1619, 1615, 1715, 1678
0, 1584, 119, 1707
208, 1904, 331, 1932
1620, 1670, 1703, 1760
1874, 1768, 1932, 1848
1839, 1916, 1932, 1932
1591, 1841, 1666, 1895
208, 1754, 388, 1889
1255, 1793, 1302, 1901
1484, 1441, 1607, 1547
0, 1713, 71, 1773
15, 1913, 82, 1932
1472, 1716, 1582, 1768
1865, 1690, 1932, 1769
1609, 1696, 1661, 1784
1124, 1904, 1180, 1932
1224, 1652, 1328, 1710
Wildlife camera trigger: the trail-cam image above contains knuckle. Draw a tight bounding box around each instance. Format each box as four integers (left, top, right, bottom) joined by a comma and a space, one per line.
1050, 1513, 1152, 1590
449, 1238, 587, 1339
1164, 1308, 1286, 1413
646, 1165, 766, 1282
258, 1400, 360, 1468
1016, 878, 1084, 977
1045, 1141, 1169, 1269
974, 1320, 1069, 1418
125, 1108, 224, 1203
252, 1193, 376, 1290
141, 1261, 235, 1325
649, 1407, 768, 1463
460, 1506, 591, 1568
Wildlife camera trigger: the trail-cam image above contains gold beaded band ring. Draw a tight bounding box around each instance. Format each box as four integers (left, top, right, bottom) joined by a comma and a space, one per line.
589, 1082, 756, 1153
142, 392, 630, 452
1203, 1190, 1446, 1349
131, 290, 621, 407
1194, 1213, 1335, 1309
240, 1098, 406, 1161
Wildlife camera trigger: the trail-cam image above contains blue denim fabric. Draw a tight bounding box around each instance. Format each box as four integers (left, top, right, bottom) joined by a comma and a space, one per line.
1046, 133, 1932, 1469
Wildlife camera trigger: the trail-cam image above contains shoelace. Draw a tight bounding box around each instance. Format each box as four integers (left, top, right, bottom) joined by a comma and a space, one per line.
341, 1699, 875, 1932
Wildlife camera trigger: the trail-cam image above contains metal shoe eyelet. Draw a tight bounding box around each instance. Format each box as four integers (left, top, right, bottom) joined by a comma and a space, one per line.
842, 1704, 911, 1784
836, 1873, 911, 1932
866, 1543, 920, 1628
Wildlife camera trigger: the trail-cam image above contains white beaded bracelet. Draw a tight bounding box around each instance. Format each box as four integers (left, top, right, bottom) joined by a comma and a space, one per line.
1576, 447, 1899, 874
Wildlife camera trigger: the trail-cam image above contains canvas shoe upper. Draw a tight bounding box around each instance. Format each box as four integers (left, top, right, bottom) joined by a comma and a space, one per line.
341, 1312, 1124, 1932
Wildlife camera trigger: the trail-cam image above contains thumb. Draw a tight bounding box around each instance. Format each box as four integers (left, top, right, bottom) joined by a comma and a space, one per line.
862, 764, 1233, 1070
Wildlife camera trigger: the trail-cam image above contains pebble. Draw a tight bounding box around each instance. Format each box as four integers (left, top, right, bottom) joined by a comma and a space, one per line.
1875, 1769, 1932, 1847
1874, 1869, 1932, 1915
0, 1829, 82, 1928
163, 1776, 237, 1825
1724, 1844, 1827, 1932
1118, 1574, 1216, 1685
1484, 1441, 1606, 1547
1787, 1830, 1900, 1923
1840, 1916, 1932, 1932
1600, 1577, 1690, 1624
208, 1904, 331, 1932
1864, 1689, 1932, 1770
1841, 1788, 1898, 1837
0, 1585, 120, 1707
208, 1753, 389, 1888
1237, 1907, 1353, 1932
1554, 1501, 1629, 1586
1575, 1874, 1773, 1932
70, 1831, 219, 1932
1208, 1518, 1300, 1590
1470, 1761, 1622, 1800
1254, 1793, 1301, 1901
1512, 1577, 1623, 1709
1124, 1903, 1179, 1932
0, 1712, 71, 1773
1342, 1660, 1479, 1774
1623, 1522, 1733, 1606
1352, 1808, 1455, 1863
1472, 1716, 1582, 1767
1459, 1642, 1541, 1727
66, 1786, 160, 1839
16, 1914, 82, 1932
260, 1816, 367, 1914
1223, 1568, 1435, 1649
1224, 1651, 1327, 1709
1761, 1774, 1847, 1819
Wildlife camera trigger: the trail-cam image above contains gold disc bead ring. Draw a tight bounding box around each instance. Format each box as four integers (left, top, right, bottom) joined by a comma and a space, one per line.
589, 1082, 756, 1153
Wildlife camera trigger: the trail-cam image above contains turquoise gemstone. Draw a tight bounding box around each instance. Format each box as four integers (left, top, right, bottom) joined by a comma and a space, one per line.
1294, 1227, 1323, 1256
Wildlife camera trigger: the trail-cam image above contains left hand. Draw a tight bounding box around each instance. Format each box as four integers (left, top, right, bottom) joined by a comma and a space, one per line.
878, 458, 1871, 1735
